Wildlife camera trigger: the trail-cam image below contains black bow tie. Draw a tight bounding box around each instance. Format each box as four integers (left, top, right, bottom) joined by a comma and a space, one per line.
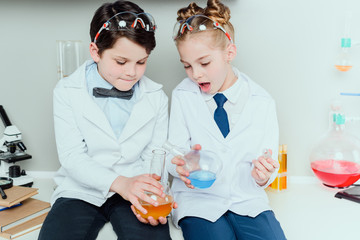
93, 87, 134, 100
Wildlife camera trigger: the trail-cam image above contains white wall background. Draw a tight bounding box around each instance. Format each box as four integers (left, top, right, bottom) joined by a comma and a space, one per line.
1, 0, 360, 177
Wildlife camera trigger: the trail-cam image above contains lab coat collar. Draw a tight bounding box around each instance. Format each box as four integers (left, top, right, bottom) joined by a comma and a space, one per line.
61, 60, 161, 142
175, 66, 272, 141
201, 76, 244, 104
176, 66, 270, 98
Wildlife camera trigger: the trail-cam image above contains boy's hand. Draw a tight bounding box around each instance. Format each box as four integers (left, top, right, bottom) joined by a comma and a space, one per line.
110, 175, 165, 215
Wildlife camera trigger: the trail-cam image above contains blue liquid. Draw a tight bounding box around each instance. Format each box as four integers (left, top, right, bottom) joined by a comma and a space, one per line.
187, 170, 216, 189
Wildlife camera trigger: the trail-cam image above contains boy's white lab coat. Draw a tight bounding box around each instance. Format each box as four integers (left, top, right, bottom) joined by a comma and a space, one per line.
51, 60, 168, 206
166, 68, 279, 227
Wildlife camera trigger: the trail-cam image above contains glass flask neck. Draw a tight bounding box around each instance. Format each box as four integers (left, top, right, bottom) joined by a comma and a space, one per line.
162, 141, 185, 157
151, 149, 167, 186
332, 123, 345, 131
163, 141, 196, 172
331, 113, 346, 132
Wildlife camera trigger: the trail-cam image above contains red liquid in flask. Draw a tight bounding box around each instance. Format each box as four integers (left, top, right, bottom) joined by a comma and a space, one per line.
311, 160, 360, 188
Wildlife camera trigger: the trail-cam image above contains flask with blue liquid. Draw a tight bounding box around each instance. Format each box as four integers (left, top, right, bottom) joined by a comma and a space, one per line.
163, 142, 222, 189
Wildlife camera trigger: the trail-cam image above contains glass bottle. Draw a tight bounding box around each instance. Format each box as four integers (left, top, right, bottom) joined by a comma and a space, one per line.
335, 13, 353, 72
135, 149, 174, 220
163, 141, 222, 189
310, 113, 360, 188
56, 40, 82, 80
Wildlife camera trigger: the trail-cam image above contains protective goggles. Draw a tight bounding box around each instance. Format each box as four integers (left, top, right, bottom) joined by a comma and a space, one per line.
94, 11, 156, 43
173, 15, 233, 43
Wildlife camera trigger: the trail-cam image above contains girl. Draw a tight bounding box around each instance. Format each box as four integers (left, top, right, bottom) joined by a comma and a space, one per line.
39, 1, 172, 239
166, 0, 287, 239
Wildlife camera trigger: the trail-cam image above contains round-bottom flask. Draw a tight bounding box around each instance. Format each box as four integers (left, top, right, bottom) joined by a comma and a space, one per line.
310, 114, 360, 188
163, 142, 222, 189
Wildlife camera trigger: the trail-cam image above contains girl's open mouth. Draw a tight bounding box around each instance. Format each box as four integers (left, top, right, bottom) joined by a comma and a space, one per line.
199, 82, 211, 92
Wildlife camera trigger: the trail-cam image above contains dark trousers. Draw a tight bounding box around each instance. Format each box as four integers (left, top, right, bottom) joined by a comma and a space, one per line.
179, 210, 286, 240
38, 194, 171, 240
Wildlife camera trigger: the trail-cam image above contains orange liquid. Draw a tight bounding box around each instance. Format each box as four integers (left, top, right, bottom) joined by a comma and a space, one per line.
270, 173, 287, 191
335, 65, 352, 72
136, 195, 173, 220
270, 148, 287, 191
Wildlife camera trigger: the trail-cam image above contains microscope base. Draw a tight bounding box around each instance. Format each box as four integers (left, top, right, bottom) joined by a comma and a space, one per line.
12, 175, 34, 187
0, 158, 34, 187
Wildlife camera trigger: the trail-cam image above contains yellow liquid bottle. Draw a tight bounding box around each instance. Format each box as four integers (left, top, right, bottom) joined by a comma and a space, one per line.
270, 144, 287, 191
279, 144, 287, 190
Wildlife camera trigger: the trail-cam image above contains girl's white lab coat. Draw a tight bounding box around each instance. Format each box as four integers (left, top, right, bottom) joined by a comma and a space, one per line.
51, 60, 168, 206
166, 67, 279, 227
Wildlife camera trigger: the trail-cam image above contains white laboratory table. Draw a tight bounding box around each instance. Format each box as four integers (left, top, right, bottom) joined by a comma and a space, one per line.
266, 179, 360, 240
2, 177, 360, 240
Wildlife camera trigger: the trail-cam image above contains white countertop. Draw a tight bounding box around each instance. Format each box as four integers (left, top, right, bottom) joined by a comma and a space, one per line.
266, 180, 360, 240
2, 177, 360, 240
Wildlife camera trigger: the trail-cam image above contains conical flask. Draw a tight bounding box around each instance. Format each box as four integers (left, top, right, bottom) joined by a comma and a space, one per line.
135, 149, 174, 220
310, 113, 360, 188
163, 141, 222, 189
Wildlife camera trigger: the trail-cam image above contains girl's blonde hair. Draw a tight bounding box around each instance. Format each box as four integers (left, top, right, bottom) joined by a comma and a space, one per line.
175, 0, 234, 49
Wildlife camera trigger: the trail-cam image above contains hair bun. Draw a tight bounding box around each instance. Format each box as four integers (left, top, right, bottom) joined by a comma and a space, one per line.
177, 2, 204, 21
204, 0, 231, 24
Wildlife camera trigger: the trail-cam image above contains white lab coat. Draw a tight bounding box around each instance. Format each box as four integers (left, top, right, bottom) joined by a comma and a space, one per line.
166, 67, 279, 227
51, 60, 168, 206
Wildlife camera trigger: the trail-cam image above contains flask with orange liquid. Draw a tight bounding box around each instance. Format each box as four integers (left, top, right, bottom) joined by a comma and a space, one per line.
135, 149, 174, 220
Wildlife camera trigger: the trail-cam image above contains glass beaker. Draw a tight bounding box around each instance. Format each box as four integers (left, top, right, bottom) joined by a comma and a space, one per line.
163, 141, 222, 189
310, 113, 360, 188
136, 149, 174, 220
56, 40, 82, 80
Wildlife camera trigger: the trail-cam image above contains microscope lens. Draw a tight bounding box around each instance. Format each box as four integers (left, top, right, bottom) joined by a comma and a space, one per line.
17, 142, 27, 151
8, 143, 16, 153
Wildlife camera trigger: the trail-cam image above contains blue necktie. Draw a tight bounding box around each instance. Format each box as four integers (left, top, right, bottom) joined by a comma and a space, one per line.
213, 93, 230, 138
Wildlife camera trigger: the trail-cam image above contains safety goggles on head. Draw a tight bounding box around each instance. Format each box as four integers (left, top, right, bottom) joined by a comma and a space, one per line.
94, 11, 156, 43
172, 15, 233, 43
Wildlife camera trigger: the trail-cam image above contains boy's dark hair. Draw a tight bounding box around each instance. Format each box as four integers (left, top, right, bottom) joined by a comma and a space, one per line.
90, 0, 156, 55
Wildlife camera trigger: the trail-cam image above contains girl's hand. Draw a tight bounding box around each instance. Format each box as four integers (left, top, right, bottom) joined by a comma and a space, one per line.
251, 150, 280, 186
130, 202, 178, 226
171, 144, 201, 189
110, 175, 165, 216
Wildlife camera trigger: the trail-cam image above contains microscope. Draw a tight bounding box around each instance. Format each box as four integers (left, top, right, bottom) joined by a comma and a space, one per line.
0, 105, 33, 187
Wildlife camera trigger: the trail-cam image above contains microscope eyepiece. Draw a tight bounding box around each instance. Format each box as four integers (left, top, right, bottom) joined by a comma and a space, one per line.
0, 105, 12, 127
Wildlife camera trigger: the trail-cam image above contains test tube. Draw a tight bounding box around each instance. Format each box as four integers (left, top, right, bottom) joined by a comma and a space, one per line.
270, 144, 287, 191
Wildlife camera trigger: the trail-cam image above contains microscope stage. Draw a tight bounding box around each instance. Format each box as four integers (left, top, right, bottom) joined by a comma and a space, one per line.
0, 152, 32, 163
